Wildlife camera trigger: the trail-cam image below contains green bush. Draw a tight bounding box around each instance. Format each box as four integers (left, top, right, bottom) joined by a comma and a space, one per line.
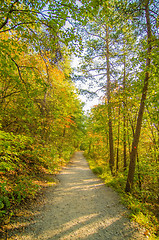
0, 182, 11, 219
13, 177, 39, 203
92, 166, 103, 175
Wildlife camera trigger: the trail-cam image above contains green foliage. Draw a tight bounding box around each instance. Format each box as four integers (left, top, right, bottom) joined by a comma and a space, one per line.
0, 177, 39, 222
0, 1, 85, 223
0, 0, 158, 237
0, 182, 11, 219
92, 166, 103, 175
80, 0, 158, 237
13, 177, 39, 203
0, 114, 84, 223
86, 154, 159, 238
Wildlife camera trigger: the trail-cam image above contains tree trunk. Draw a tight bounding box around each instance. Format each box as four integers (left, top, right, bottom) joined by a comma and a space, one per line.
116, 105, 121, 173
125, 1, 152, 192
105, 25, 115, 175
123, 53, 127, 170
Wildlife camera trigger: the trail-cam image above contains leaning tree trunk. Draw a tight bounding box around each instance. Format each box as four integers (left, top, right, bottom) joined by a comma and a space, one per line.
125, 0, 152, 192
105, 25, 115, 175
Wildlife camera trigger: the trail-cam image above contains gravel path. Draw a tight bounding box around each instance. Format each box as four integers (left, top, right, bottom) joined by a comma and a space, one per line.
4, 151, 146, 240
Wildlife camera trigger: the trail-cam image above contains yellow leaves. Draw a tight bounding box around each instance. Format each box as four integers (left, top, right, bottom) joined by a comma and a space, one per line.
4, 0, 12, 3
0, 31, 9, 40
0, 26, 81, 142
49, 67, 65, 83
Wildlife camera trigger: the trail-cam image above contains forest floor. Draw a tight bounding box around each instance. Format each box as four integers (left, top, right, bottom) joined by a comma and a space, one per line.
0, 151, 147, 240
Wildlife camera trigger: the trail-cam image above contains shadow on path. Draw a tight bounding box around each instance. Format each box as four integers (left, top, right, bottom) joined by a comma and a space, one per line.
2, 152, 146, 240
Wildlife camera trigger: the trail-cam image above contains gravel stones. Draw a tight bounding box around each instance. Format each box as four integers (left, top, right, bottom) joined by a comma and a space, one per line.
4, 152, 146, 240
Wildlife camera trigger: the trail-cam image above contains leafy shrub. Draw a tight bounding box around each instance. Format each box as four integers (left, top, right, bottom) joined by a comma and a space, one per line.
86, 154, 159, 238
0, 182, 11, 219
0, 128, 75, 224
92, 166, 103, 175
13, 176, 39, 203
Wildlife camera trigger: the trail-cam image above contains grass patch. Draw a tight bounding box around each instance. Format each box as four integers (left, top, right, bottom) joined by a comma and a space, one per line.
108, 177, 159, 238
86, 154, 159, 239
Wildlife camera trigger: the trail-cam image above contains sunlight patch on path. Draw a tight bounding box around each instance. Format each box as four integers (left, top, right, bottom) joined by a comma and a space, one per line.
7, 152, 146, 240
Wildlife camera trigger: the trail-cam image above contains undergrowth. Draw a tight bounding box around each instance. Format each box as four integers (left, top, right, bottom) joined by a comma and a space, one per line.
86, 155, 159, 240
0, 130, 74, 225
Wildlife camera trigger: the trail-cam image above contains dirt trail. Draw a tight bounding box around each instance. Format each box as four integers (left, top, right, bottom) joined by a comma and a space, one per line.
3, 152, 146, 240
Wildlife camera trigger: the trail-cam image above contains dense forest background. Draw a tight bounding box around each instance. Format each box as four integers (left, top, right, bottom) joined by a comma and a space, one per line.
0, 0, 158, 238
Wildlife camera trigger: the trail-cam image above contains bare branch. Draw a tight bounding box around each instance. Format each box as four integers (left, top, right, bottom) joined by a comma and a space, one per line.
84, 29, 106, 41
0, 91, 21, 103
94, 86, 106, 93
7, 54, 29, 94
20, 65, 42, 75
82, 67, 106, 72
0, 21, 36, 33
88, 73, 106, 77
149, 9, 158, 16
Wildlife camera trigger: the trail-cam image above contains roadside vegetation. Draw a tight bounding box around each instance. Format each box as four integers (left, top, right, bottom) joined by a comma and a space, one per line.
0, 0, 84, 225
84, 128, 158, 239
0, 1, 158, 239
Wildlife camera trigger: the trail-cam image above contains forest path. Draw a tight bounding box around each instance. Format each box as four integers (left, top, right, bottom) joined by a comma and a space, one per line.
6, 152, 146, 240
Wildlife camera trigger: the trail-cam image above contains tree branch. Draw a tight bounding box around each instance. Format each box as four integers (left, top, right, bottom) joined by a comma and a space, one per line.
0, 91, 21, 103
0, 0, 19, 30
0, 21, 36, 33
7, 55, 29, 94
84, 29, 106, 41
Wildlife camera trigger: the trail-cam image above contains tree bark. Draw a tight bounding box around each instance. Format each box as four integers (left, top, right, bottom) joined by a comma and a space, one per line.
105, 25, 115, 175
123, 53, 127, 170
125, 0, 152, 192
116, 105, 121, 173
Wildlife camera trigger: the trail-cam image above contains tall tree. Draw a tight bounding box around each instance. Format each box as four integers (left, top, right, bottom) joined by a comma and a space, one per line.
125, 0, 153, 192
105, 25, 115, 174
123, 53, 127, 170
